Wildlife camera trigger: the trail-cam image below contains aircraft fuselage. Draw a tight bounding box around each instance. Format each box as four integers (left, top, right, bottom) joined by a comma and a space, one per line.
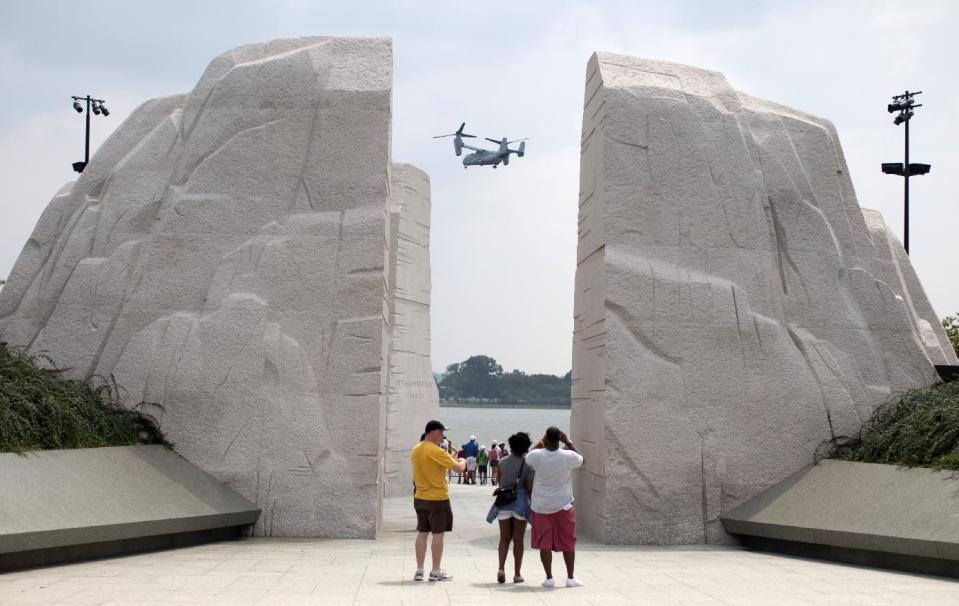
463, 151, 504, 167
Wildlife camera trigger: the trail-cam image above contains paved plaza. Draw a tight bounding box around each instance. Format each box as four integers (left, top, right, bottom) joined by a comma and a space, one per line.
2, 484, 958, 605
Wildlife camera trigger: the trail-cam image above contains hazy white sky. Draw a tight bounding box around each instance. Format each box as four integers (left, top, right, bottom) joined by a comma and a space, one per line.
1, 1, 956, 375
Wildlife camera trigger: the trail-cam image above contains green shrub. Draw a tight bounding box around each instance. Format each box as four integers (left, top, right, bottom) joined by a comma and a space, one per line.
0, 342, 170, 453
943, 314, 959, 358
839, 380, 959, 471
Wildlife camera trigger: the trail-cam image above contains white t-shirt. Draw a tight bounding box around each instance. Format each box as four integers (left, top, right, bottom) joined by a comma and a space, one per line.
525, 447, 583, 514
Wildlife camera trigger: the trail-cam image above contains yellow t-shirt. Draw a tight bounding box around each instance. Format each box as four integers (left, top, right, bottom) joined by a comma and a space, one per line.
411, 441, 459, 501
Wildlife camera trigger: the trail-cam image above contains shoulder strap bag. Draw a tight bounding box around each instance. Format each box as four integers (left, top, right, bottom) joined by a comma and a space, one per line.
492, 460, 525, 507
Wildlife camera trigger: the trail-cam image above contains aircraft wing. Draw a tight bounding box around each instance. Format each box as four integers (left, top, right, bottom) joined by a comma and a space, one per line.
459, 143, 486, 153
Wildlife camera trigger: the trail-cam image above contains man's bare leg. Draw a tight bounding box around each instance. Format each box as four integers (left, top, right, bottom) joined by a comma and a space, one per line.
430, 532, 445, 571
415, 532, 428, 570
539, 548, 553, 579
563, 550, 575, 578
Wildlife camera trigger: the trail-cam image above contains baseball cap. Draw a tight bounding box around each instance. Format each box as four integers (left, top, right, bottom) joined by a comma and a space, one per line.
424, 420, 447, 433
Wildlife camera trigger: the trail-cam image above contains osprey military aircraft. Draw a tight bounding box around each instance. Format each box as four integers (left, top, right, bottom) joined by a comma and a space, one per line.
433, 123, 528, 169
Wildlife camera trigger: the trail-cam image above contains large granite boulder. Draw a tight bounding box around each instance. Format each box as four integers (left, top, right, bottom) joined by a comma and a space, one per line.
571, 52, 957, 545
0, 37, 420, 538
384, 164, 440, 497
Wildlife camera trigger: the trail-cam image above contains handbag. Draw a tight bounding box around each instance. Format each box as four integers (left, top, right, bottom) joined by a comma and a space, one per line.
493, 461, 525, 508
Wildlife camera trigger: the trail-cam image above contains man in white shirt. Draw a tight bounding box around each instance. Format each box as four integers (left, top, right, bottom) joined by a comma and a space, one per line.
525, 426, 584, 588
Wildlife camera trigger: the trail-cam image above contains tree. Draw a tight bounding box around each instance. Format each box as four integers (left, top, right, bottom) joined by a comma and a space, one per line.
441, 355, 503, 400
438, 355, 572, 405
943, 314, 959, 358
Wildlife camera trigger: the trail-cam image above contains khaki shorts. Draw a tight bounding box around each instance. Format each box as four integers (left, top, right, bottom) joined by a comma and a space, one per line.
414, 498, 453, 533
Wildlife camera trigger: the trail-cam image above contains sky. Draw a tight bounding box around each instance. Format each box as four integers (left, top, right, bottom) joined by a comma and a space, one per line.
0, 1, 957, 376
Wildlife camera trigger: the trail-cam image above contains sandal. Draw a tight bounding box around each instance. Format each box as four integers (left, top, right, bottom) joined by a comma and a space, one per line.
497, 569, 506, 584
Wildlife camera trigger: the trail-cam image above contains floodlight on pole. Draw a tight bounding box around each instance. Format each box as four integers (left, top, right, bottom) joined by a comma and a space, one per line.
70, 94, 109, 173
880, 90, 929, 255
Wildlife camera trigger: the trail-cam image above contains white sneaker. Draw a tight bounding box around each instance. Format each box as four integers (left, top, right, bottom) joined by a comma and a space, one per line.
429, 569, 452, 582
542, 578, 555, 588
566, 577, 584, 587
413, 569, 424, 582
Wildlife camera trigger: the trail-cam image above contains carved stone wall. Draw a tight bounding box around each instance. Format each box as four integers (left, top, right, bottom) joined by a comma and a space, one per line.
0, 37, 396, 538
384, 164, 440, 498
571, 52, 957, 545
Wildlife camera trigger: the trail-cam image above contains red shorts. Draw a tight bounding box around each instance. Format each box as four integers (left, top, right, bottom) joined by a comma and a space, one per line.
531, 507, 576, 552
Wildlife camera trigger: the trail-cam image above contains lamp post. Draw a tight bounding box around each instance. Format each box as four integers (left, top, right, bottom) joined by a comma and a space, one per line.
881, 90, 930, 254
71, 95, 109, 173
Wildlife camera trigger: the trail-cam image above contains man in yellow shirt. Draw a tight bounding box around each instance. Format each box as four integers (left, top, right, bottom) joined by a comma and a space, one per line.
411, 420, 466, 582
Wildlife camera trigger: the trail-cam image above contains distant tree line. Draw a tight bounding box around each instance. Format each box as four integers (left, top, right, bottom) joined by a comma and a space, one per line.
435, 316, 959, 407
438, 355, 571, 405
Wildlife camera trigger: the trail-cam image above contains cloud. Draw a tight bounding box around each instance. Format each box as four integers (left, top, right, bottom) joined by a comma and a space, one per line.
429, 143, 579, 375
0, 109, 77, 280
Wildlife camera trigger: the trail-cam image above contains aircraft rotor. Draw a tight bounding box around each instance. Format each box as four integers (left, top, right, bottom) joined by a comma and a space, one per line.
484, 137, 528, 145
433, 122, 476, 139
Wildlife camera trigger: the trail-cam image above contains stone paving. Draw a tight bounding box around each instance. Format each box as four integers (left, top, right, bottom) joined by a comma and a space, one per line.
2, 484, 958, 605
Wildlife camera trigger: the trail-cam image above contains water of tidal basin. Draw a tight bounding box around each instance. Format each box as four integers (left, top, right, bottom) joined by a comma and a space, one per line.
438, 405, 571, 449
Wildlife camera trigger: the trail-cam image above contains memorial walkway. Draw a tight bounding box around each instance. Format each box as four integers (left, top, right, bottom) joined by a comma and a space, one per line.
1, 484, 957, 604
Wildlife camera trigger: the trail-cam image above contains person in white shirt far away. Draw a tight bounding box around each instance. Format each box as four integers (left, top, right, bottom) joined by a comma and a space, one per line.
524, 426, 584, 588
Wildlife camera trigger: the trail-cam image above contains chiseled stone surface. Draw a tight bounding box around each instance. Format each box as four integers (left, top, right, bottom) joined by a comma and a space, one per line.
384, 164, 440, 497
571, 52, 957, 546
0, 37, 395, 538
860, 208, 956, 362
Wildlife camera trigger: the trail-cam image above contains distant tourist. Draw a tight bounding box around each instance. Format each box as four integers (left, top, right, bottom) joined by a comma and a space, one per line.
525, 426, 584, 588
496, 442, 509, 485
489, 440, 500, 485
462, 436, 480, 485
486, 432, 534, 584
444, 439, 459, 483
477, 445, 490, 485
410, 420, 466, 582
441, 439, 455, 484
456, 448, 466, 484
466, 453, 477, 484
